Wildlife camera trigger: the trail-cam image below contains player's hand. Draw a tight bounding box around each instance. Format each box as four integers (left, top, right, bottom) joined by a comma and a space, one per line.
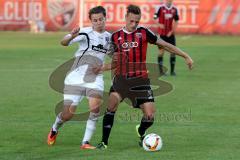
153, 14, 158, 20
167, 31, 173, 37
70, 27, 80, 38
92, 65, 103, 74
159, 24, 165, 29
185, 56, 194, 70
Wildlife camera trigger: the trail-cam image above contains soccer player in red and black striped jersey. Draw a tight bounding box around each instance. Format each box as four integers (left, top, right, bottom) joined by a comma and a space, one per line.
96, 4, 193, 149
154, 0, 179, 76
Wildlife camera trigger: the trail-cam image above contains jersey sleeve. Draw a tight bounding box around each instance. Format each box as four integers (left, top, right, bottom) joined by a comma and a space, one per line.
155, 6, 162, 18
111, 33, 119, 52
146, 28, 158, 44
105, 34, 116, 57
68, 34, 86, 45
174, 8, 179, 21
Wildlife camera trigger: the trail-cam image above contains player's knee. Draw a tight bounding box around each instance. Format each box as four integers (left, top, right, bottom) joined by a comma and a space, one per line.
170, 53, 176, 58
107, 101, 119, 112
158, 49, 164, 56
107, 94, 120, 112
61, 112, 73, 121
90, 105, 100, 113
144, 109, 155, 121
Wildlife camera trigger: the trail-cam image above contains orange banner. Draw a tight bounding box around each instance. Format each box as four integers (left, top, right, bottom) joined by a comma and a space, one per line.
0, 0, 239, 35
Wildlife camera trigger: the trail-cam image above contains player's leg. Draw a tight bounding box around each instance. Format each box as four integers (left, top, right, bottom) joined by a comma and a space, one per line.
47, 94, 82, 146
81, 90, 102, 149
132, 81, 155, 146
169, 35, 177, 76
158, 35, 168, 75
136, 102, 156, 146
96, 91, 122, 149
158, 47, 165, 75
170, 53, 176, 75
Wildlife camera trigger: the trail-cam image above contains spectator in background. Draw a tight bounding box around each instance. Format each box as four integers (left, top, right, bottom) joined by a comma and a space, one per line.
154, 0, 179, 76
28, 19, 45, 33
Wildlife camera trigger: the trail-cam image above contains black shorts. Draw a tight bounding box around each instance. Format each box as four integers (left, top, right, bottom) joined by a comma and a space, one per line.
109, 76, 154, 108
159, 35, 176, 49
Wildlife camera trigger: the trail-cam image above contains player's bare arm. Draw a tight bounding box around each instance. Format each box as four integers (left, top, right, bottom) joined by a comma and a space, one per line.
92, 63, 112, 74
60, 27, 80, 46
167, 20, 178, 37
172, 20, 178, 34
92, 53, 118, 74
156, 38, 194, 69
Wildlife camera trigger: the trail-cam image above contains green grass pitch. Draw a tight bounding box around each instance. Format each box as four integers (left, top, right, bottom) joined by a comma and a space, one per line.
0, 32, 239, 160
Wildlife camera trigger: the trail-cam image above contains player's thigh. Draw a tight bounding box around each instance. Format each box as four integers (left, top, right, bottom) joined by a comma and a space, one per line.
63, 94, 82, 115
107, 92, 122, 112
140, 102, 156, 118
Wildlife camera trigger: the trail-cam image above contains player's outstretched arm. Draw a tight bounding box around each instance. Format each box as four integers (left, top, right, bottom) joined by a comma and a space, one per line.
60, 27, 80, 46
156, 38, 194, 70
92, 63, 112, 74
92, 53, 118, 74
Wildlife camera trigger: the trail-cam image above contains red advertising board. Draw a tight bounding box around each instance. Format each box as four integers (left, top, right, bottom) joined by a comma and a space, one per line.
0, 0, 239, 34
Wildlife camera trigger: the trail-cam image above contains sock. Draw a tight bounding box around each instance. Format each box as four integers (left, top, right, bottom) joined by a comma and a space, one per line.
101, 109, 115, 145
82, 112, 99, 144
52, 113, 64, 132
138, 116, 154, 137
158, 56, 163, 73
170, 56, 176, 73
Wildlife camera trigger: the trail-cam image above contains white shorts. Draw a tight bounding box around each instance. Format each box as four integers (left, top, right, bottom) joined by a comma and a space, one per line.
63, 65, 104, 106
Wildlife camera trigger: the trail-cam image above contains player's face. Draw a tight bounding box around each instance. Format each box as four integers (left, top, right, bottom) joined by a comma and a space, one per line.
166, 0, 173, 5
125, 13, 141, 32
90, 13, 106, 32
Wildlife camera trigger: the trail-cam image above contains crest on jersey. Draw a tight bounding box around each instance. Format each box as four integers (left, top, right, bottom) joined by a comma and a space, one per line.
105, 37, 110, 42
47, 0, 77, 28
136, 33, 142, 38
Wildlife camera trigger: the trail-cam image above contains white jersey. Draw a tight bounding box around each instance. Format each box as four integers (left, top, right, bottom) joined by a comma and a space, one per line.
64, 27, 111, 91
69, 27, 111, 61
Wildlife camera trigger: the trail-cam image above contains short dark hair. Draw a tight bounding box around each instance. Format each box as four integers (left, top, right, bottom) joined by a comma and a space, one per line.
127, 4, 141, 15
88, 6, 106, 20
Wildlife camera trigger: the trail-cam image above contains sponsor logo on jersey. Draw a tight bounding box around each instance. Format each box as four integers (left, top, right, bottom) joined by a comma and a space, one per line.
47, 0, 77, 28
92, 44, 108, 53
122, 42, 138, 49
165, 13, 173, 19
136, 33, 142, 38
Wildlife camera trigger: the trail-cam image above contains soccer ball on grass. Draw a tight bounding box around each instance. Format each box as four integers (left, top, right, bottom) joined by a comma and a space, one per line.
142, 133, 163, 152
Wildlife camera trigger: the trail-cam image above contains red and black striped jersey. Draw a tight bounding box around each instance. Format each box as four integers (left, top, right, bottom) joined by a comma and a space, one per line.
111, 26, 157, 78
155, 4, 179, 36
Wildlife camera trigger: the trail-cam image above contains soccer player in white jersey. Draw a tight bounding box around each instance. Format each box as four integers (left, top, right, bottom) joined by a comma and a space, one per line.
47, 6, 112, 149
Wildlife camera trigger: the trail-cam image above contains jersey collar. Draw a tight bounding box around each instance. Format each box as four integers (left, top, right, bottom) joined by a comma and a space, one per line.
122, 26, 138, 34
164, 3, 173, 10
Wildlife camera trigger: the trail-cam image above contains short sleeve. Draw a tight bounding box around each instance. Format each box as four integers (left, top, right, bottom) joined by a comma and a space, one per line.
106, 34, 117, 57
68, 34, 86, 45
146, 28, 158, 44
111, 33, 118, 52
174, 8, 179, 21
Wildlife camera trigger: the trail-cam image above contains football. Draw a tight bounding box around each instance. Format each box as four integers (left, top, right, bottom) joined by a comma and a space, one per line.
142, 133, 163, 151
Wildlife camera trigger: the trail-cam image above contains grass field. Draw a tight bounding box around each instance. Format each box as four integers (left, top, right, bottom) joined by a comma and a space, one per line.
0, 32, 239, 160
